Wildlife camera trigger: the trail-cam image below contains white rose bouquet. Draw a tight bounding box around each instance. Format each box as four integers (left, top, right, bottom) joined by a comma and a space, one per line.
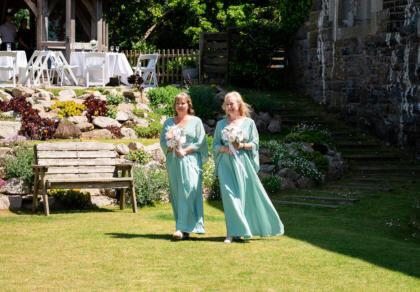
90, 39, 98, 51
166, 125, 186, 156
221, 125, 248, 178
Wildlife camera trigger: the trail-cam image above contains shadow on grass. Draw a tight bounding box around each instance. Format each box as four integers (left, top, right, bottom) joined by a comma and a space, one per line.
105, 232, 232, 243
11, 206, 115, 216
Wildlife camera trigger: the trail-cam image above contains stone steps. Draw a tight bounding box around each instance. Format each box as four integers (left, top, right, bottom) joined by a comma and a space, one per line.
273, 199, 340, 209
352, 167, 419, 175
343, 154, 401, 161
325, 185, 393, 192
338, 143, 381, 148
301, 189, 379, 198
347, 177, 416, 184
281, 195, 359, 203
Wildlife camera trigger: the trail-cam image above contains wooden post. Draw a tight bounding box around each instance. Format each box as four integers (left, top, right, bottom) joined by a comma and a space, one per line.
119, 169, 126, 210
130, 167, 137, 213
32, 169, 39, 212
199, 33, 204, 83
42, 176, 49, 216
37, 0, 43, 49
65, 0, 75, 60
96, 0, 103, 51
91, 0, 97, 41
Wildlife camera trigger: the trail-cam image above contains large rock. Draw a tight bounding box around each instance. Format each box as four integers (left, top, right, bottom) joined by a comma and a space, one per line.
0, 195, 22, 210
144, 143, 165, 162
132, 117, 149, 127
123, 90, 148, 104
92, 117, 122, 128
117, 103, 135, 112
11, 86, 34, 98
0, 90, 13, 102
278, 168, 299, 182
36, 101, 56, 111
57, 89, 76, 101
0, 121, 21, 138
53, 120, 82, 139
259, 148, 272, 164
76, 122, 94, 132
115, 111, 130, 122
259, 112, 272, 123
259, 164, 276, 174
296, 177, 314, 188
128, 141, 145, 151
68, 115, 88, 124
121, 127, 138, 139
267, 119, 281, 133
4, 178, 29, 195
38, 108, 60, 120
280, 178, 296, 191
136, 103, 152, 112
33, 89, 53, 102
80, 129, 114, 139
91, 195, 117, 207
116, 143, 130, 155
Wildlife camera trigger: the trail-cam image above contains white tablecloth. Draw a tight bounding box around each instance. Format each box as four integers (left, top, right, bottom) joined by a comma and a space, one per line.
70, 52, 133, 85
0, 51, 27, 81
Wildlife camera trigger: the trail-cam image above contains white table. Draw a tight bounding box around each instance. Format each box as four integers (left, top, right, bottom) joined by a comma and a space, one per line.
0, 50, 27, 81
70, 52, 133, 85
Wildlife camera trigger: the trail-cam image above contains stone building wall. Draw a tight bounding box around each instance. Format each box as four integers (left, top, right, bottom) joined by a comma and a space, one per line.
291, 0, 419, 153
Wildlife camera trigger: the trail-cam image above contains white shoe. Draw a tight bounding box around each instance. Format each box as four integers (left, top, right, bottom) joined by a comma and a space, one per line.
173, 230, 183, 240
224, 236, 233, 243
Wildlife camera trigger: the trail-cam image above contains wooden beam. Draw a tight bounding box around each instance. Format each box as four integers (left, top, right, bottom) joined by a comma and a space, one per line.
90, 0, 97, 40
80, 0, 95, 18
37, 0, 42, 49
1, 0, 9, 25
47, 0, 58, 16
24, 0, 38, 18
96, 0, 103, 50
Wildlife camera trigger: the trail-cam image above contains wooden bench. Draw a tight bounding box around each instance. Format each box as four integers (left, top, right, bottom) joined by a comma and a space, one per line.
31, 142, 138, 216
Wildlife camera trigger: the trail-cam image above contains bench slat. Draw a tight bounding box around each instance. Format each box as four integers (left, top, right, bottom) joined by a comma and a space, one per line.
36, 142, 115, 151
37, 150, 117, 159
45, 166, 116, 174
38, 158, 118, 166
45, 173, 115, 180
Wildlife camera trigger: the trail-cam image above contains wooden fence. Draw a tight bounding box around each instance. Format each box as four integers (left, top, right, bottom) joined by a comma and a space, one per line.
122, 49, 199, 85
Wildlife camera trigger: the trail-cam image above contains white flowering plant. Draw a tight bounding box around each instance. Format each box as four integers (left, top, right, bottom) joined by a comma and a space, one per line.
165, 125, 186, 156
221, 125, 244, 144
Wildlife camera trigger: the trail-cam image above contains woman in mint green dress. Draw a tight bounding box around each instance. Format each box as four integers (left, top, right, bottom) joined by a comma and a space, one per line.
213, 91, 284, 243
160, 92, 209, 240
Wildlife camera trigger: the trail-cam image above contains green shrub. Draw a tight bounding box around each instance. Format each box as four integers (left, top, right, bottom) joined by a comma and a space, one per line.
285, 124, 335, 148
261, 175, 282, 194
167, 56, 198, 71
298, 151, 329, 174
133, 165, 169, 206
130, 120, 162, 138
147, 86, 183, 116
50, 101, 86, 118
106, 94, 124, 105
188, 85, 220, 120
106, 105, 117, 119
49, 189, 92, 210
0, 112, 16, 121
126, 149, 151, 164
202, 157, 220, 200
5, 147, 35, 186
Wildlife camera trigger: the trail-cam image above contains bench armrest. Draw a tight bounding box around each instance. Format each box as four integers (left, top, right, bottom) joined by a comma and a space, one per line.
31, 165, 49, 170
116, 163, 134, 168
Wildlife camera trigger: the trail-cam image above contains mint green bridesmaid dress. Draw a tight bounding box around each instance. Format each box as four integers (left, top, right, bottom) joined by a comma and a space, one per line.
213, 118, 284, 238
160, 116, 209, 234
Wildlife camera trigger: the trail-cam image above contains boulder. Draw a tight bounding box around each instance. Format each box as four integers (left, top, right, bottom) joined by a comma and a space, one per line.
280, 178, 296, 191
99, 188, 117, 198
81, 129, 114, 139
132, 117, 149, 127
0, 121, 21, 138
144, 143, 165, 162
300, 142, 314, 153
33, 90, 52, 102
128, 141, 145, 151
36, 101, 56, 111
91, 195, 117, 207
296, 177, 314, 188
92, 116, 122, 128
115, 111, 130, 122
123, 89, 149, 104
121, 127, 138, 139
11, 86, 34, 98
205, 119, 216, 127
0, 90, 13, 102
57, 89, 76, 100
38, 108, 60, 120
116, 143, 130, 155
259, 148, 272, 164
4, 178, 29, 195
259, 112, 272, 123
259, 164, 276, 174
0, 195, 22, 210
76, 122, 94, 132
277, 168, 299, 182
117, 103, 135, 112
136, 103, 152, 112
68, 115, 88, 124
53, 120, 82, 139
267, 119, 281, 133
255, 119, 267, 133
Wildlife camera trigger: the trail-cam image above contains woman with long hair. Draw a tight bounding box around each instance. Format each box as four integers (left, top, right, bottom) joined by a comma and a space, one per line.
160, 92, 209, 239
213, 91, 284, 243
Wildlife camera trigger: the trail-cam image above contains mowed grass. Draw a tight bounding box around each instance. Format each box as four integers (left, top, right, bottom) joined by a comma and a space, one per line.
1, 186, 419, 291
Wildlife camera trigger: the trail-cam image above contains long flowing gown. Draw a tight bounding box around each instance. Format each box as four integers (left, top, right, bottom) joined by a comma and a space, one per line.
160, 116, 209, 234
213, 117, 284, 237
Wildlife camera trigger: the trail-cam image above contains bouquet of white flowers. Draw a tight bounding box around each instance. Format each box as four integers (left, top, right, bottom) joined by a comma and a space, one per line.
166, 125, 186, 156
221, 125, 248, 178
90, 39, 98, 51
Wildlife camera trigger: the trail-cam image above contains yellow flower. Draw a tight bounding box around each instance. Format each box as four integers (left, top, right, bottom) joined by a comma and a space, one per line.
211, 84, 217, 88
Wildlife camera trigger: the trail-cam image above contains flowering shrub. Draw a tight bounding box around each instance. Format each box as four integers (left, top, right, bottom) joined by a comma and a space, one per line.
50, 101, 86, 118
0, 135, 27, 147
83, 96, 108, 121
202, 157, 220, 200
0, 179, 6, 189
106, 105, 117, 119
261, 140, 323, 182
285, 123, 335, 148
126, 149, 151, 164
0, 97, 58, 140
49, 189, 92, 210
133, 165, 169, 206
5, 146, 35, 186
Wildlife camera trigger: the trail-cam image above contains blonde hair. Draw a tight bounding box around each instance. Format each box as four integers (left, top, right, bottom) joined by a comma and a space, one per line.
173, 92, 195, 116
222, 91, 251, 118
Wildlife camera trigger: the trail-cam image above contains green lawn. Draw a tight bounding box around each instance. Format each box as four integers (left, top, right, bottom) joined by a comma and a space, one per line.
1, 187, 419, 290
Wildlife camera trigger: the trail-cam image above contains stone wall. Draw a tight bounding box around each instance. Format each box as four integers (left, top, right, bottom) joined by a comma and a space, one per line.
291, 0, 419, 154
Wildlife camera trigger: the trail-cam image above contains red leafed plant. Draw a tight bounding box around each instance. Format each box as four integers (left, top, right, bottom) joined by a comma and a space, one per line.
105, 126, 123, 138
0, 97, 58, 140
83, 95, 108, 122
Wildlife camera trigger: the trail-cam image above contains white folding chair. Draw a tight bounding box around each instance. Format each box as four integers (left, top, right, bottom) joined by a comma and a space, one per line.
50, 51, 79, 86
20, 50, 51, 86
0, 51, 18, 87
133, 53, 158, 87
85, 52, 106, 87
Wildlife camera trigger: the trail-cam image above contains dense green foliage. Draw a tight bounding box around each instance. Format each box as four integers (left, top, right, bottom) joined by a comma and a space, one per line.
188, 85, 220, 120
147, 86, 183, 116
126, 149, 151, 164
133, 165, 169, 206
49, 189, 92, 210
285, 124, 335, 149
261, 174, 283, 194
4, 147, 35, 186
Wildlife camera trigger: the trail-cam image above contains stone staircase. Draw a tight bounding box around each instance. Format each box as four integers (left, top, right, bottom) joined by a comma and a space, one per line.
273, 108, 419, 209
